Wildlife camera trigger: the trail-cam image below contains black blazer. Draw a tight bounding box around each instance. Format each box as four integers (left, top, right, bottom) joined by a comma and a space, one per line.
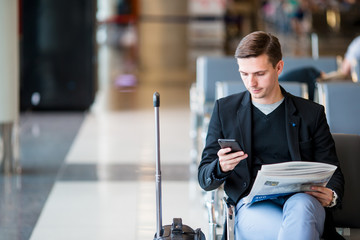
198, 87, 344, 206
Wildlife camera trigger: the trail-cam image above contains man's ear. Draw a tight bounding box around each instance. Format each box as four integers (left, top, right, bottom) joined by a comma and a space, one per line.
276, 60, 284, 75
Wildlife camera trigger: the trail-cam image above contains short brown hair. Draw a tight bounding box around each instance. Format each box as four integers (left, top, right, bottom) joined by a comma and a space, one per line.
234, 31, 282, 67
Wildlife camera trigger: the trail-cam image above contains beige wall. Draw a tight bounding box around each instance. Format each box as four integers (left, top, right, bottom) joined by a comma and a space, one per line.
0, 0, 19, 122
138, 0, 192, 84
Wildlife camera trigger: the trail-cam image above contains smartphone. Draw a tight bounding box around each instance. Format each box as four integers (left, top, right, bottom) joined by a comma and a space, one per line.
218, 139, 242, 153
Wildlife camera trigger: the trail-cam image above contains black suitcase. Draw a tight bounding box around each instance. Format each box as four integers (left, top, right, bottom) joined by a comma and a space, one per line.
152, 92, 206, 240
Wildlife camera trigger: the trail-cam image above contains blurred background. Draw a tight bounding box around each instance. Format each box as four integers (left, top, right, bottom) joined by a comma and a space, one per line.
1, 0, 360, 239
17, 0, 360, 111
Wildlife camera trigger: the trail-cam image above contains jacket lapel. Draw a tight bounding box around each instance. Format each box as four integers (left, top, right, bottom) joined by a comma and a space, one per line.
284, 93, 301, 160
237, 92, 253, 166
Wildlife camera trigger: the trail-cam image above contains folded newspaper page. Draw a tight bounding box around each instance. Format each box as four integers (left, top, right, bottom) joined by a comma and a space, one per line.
243, 161, 337, 204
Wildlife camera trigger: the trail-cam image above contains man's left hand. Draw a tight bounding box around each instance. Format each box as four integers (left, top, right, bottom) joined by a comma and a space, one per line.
305, 186, 333, 207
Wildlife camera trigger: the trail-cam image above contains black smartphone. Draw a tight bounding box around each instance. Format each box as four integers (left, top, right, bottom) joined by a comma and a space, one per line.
218, 139, 242, 153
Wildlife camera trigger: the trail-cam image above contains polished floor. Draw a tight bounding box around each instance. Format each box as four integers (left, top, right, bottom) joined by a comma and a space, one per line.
20, 84, 207, 240
0, 81, 211, 240
30, 85, 209, 240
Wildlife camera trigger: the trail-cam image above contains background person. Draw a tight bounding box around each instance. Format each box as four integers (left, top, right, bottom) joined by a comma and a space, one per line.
340, 35, 360, 79
279, 66, 321, 101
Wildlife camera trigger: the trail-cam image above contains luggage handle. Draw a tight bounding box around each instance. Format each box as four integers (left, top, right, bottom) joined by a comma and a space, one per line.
153, 92, 160, 107
153, 93, 206, 240
171, 218, 183, 234
154, 92, 163, 238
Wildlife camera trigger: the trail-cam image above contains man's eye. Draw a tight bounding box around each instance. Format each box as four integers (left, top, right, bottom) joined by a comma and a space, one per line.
257, 72, 265, 76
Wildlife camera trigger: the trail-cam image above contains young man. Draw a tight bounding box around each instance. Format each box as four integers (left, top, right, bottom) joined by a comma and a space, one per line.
198, 31, 344, 240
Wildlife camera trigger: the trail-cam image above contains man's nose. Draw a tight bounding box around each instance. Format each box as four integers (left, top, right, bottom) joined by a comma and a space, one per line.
248, 75, 257, 87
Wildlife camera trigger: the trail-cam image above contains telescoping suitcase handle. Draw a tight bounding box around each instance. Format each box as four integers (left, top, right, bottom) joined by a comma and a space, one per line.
153, 92, 160, 107
153, 92, 163, 238
153, 92, 206, 240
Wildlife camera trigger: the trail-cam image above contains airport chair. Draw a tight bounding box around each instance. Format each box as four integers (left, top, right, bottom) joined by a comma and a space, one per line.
191, 57, 240, 239
217, 133, 360, 240
195, 56, 240, 113
215, 81, 247, 100
332, 133, 360, 232
281, 56, 339, 102
317, 82, 360, 135
215, 81, 308, 99
282, 56, 339, 75
204, 188, 226, 240
213, 81, 308, 136
190, 56, 239, 164
280, 82, 309, 99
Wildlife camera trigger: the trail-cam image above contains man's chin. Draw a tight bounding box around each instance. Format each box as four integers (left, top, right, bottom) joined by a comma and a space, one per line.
251, 92, 264, 99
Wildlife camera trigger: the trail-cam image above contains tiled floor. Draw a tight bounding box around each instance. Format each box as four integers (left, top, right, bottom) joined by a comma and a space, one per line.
29, 87, 209, 240
0, 112, 86, 240
24, 83, 209, 240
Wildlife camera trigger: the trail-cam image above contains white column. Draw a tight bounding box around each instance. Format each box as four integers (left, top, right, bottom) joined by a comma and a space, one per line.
0, 0, 20, 174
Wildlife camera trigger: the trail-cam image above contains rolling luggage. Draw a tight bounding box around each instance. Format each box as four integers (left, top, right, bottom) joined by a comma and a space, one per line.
153, 92, 206, 240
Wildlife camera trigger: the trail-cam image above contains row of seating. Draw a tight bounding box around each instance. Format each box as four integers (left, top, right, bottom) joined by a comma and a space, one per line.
190, 56, 359, 166
215, 80, 360, 135
318, 82, 360, 135
215, 81, 308, 100
192, 55, 339, 121
191, 56, 360, 240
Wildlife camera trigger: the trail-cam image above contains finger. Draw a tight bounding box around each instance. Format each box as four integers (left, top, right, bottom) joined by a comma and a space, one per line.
220, 154, 248, 165
218, 149, 247, 162
219, 155, 247, 172
219, 157, 241, 167
305, 192, 326, 206
227, 151, 246, 158
219, 162, 237, 172
306, 191, 325, 199
218, 148, 232, 156
310, 186, 329, 193
305, 191, 331, 207
310, 186, 333, 200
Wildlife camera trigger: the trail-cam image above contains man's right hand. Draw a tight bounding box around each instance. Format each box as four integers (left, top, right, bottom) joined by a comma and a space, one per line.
218, 148, 248, 172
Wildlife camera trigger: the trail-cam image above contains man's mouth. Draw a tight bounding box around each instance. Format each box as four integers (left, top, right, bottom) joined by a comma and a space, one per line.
251, 88, 262, 94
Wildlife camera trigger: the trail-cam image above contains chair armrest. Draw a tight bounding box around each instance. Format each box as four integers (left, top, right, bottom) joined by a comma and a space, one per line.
223, 197, 235, 240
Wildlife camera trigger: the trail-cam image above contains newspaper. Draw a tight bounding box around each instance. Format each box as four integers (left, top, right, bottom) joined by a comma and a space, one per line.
243, 161, 337, 204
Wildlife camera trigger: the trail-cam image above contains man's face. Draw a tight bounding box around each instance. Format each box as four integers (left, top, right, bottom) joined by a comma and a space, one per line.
237, 54, 284, 104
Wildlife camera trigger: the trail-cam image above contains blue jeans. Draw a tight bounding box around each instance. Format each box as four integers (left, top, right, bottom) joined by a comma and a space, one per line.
234, 193, 325, 240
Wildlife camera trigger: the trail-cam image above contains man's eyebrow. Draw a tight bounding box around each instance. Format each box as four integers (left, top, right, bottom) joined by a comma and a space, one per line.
239, 70, 267, 74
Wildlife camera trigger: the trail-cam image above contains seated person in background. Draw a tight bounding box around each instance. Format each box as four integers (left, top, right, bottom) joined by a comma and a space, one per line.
316, 35, 360, 82
340, 35, 360, 78
279, 66, 321, 101
279, 35, 360, 101
198, 31, 345, 240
